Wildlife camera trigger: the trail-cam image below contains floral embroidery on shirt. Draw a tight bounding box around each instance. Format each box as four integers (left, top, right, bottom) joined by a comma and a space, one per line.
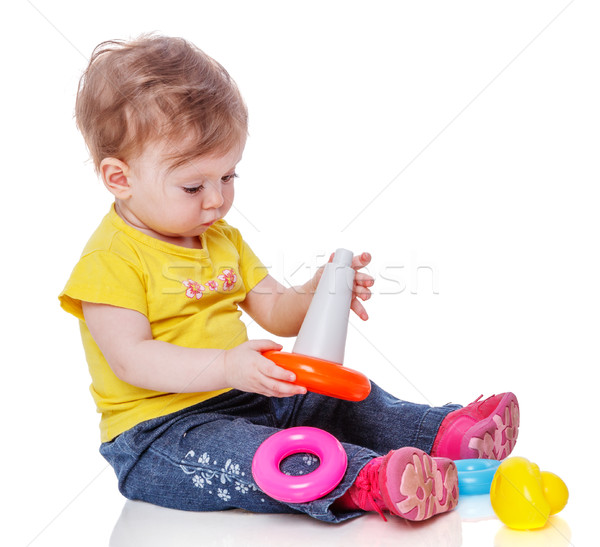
182, 268, 238, 299
218, 269, 237, 291
183, 279, 205, 299
205, 280, 218, 291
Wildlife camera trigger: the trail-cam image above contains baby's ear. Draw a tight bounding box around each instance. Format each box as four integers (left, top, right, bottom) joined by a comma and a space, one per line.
100, 158, 132, 199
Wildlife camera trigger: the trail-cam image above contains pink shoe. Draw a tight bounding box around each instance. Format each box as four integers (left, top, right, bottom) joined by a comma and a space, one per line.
343, 448, 459, 521
380, 447, 459, 521
431, 392, 519, 460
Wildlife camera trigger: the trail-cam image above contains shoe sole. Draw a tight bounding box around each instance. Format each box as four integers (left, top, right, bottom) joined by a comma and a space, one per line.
379, 447, 459, 521
461, 392, 519, 459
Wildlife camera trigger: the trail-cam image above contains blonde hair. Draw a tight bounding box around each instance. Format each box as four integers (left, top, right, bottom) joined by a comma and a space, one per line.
75, 34, 248, 172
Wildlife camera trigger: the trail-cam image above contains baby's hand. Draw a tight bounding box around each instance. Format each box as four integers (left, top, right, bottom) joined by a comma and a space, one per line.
312, 252, 374, 321
347, 252, 374, 321
223, 340, 307, 397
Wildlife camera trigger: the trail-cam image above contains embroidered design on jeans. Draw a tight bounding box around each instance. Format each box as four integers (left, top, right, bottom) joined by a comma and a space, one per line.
179, 449, 320, 499
182, 268, 238, 300
180, 450, 257, 499
282, 453, 319, 476
303, 454, 319, 466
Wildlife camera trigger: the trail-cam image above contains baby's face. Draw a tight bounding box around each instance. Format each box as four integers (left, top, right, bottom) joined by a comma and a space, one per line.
119, 139, 243, 247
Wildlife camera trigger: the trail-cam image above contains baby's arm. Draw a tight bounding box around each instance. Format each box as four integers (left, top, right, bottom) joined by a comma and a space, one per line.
82, 302, 307, 397
242, 252, 374, 337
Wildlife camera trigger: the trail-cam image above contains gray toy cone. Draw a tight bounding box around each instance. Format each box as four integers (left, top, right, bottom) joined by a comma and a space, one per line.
292, 248, 355, 364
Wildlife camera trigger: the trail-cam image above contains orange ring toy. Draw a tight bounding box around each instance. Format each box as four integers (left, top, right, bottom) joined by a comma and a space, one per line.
263, 350, 371, 401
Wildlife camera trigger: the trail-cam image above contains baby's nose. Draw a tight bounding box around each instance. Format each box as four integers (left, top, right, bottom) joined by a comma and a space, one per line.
203, 182, 224, 208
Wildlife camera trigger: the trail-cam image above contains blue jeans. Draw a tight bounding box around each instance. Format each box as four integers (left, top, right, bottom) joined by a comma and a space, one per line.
100, 382, 460, 523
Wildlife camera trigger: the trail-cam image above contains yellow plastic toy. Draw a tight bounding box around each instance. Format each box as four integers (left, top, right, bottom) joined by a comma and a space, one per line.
490, 457, 568, 530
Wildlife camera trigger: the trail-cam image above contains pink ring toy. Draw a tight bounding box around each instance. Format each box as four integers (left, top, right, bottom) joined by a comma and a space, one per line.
252, 427, 347, 503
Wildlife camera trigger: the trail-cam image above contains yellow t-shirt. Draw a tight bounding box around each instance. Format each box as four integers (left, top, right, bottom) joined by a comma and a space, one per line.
59, 205, 268, 442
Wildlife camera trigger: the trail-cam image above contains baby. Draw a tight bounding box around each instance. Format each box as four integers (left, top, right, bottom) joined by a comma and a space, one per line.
60, 35, 519, 523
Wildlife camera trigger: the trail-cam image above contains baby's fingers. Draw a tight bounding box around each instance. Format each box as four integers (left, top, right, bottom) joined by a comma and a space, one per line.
351, 297, 369, 321
260, 356, 307, 397
354, 272, 375, 287
249, 339, 284, 353
261, 356, 296, 383
351, 252, 371, 271
264, 379, 307, 398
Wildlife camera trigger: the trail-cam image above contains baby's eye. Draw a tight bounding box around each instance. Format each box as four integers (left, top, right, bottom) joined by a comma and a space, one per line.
221, 173, 238, 183
183, 185, 204, 194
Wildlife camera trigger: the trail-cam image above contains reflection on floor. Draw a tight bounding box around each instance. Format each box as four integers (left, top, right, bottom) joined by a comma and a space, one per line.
109, 493, 572, 547
110, 499, 463, 547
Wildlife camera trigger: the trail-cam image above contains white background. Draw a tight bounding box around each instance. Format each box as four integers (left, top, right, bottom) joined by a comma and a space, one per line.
2, 1, 597, 545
